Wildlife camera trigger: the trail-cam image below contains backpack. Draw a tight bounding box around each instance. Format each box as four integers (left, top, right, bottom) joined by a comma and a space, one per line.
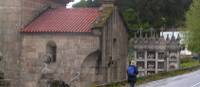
127, 66, 136, 76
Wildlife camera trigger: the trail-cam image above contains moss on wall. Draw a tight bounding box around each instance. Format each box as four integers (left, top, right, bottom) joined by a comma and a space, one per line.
92, 6, 114, 29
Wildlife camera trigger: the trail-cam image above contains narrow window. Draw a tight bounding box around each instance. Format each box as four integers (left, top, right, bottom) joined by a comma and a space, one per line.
46, 41, 57, 64
113, 38, 117, 44
108, 56, 113, 67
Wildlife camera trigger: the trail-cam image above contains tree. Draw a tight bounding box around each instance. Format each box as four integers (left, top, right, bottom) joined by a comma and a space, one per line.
117, 0, 192, 29
73, 0, 191, 37
73, 0, 191, 29
186, 0, 200, 53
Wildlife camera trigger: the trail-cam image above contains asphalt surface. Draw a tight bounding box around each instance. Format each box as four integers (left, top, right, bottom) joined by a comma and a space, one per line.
137, 69, 200, 87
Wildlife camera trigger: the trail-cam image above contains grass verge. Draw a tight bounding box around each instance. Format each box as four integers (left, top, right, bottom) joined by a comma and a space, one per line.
96, 64, 200, 87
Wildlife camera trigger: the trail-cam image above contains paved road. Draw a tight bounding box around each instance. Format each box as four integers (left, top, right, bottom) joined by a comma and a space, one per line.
137, 69, 200, 87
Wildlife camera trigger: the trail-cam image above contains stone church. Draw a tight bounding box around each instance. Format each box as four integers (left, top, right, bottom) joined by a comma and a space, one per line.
0, 0, 128, 87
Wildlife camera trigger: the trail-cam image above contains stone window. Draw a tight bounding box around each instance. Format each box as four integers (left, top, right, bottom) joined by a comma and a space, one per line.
158, 62, 165, 69
147, 61, 155, 69
45, 41, 57, 64
137, 51, 144, 59
158, 52, 165, 60
137, 61, 145, 69
113, 38, 117, 44
147, 51, 155, 59
171, 56, 177, 60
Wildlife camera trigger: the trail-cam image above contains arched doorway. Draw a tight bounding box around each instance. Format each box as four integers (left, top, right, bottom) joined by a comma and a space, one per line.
80, 50, 101, 86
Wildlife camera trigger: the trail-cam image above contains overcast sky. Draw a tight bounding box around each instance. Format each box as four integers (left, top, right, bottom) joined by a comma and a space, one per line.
66, 0, 81, 8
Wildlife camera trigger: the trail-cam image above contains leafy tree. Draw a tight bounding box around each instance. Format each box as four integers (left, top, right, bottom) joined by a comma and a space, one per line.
72, 0, 88, 7
186, 0, 200, 53
117, 0, 192, 29
73, 0, 191, 29
73, 0, 191, 37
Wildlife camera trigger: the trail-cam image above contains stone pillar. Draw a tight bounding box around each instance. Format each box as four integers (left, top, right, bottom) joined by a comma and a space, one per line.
144, 51, 147, 75
166, 51, 169, 71
134, 51, 137, 61
155, 51, 158, 73
177, 51, 180, 69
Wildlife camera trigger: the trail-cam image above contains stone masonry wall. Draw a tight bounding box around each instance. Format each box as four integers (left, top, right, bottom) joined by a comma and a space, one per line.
101, 7, 128, 83
20, 33, 100, 87
21, 0, 50, 27
0, 1, 23, 87
0, 0, 51, 87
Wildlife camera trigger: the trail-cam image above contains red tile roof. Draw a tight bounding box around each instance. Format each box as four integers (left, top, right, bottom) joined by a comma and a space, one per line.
21, 7, 100, 33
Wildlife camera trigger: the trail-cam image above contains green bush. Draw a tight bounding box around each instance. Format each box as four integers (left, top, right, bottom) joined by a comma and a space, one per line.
180, 58, 199, 68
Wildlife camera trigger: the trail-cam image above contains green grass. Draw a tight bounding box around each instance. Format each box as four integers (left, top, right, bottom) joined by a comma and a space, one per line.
180, 57, 200, 68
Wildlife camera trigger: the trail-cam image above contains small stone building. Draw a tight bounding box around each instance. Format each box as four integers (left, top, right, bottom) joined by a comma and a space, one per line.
19, 0, 128, 87
0, 0, 128, 87
129, 29, 181, 77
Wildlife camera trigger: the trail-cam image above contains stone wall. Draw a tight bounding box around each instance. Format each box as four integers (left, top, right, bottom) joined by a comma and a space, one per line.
21, 0, 50, 27
101, 7, 128, 83
21, 33, 100, 87
0, 1, 128, 87
0, 1, 23, 87
0, 0, 51, 87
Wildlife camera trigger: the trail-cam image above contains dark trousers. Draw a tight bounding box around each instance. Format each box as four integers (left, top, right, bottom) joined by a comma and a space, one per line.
128, 75, 136, 87
129, 80, 135, 87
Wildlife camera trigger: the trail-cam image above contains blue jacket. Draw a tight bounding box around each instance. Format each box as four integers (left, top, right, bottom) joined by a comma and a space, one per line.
127, 65, 138, 81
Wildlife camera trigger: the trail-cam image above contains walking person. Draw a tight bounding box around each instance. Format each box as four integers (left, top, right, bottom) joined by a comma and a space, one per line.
127, 60, 138, 87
